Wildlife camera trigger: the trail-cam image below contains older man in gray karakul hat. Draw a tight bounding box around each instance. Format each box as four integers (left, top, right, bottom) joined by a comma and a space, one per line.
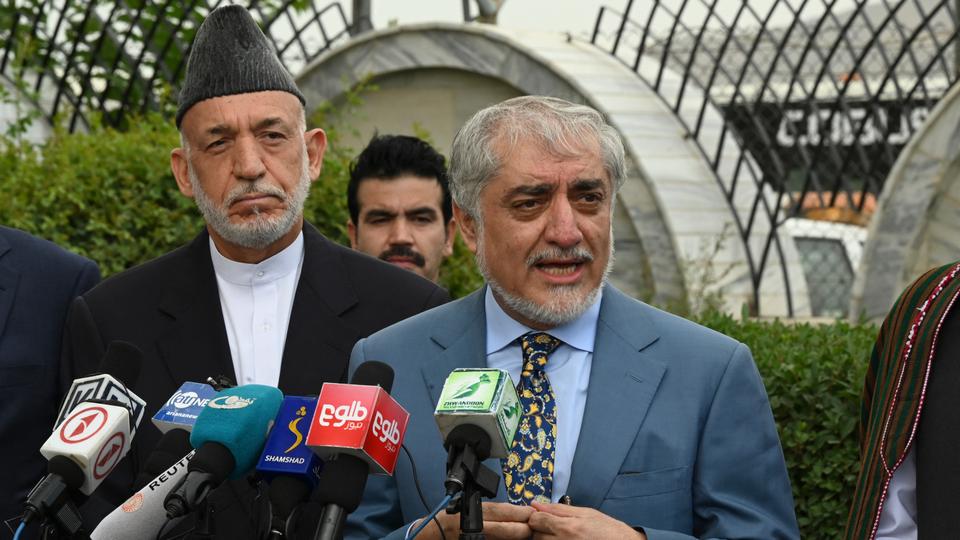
59, 5, 448, 538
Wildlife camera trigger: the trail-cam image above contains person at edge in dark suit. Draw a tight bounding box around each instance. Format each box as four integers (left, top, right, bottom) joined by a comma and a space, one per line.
845, 262, 960, 539
58, 5, 448, 538
0, 226, 98, 540
345, 96, 799, 540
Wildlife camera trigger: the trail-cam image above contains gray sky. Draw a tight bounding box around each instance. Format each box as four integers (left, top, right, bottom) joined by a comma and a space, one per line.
367, 1, 624, 39
358, 1, 860, 39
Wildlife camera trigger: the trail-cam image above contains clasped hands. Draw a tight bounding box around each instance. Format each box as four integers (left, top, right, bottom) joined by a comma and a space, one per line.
414, 501, 646, 540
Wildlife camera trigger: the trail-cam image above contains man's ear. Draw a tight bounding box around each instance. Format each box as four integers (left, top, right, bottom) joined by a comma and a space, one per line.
347, 219, 358, 249
304, 128, 327, 181
453, 204, 477, 254
171, 147, 193, 197
442, 217, 457, 257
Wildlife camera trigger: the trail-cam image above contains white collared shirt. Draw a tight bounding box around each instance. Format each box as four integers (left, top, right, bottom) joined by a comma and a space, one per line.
876, 447, 918, 539
484, 286, 601, 503
209, 232, 304, 388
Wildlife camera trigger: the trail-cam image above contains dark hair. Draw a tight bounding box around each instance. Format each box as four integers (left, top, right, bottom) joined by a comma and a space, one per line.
348, 134, 452, 226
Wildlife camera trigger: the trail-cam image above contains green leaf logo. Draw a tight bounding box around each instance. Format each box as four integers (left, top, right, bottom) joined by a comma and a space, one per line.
450, 373, 491, 399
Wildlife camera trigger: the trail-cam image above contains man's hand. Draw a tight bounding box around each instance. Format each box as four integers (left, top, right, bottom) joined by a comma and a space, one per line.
412, 501, 534, 540
529, 502, 646, 540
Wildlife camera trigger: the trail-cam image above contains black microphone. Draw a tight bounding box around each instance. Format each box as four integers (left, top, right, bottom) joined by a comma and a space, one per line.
133, 429, 192, 491
312, 361, 395, 540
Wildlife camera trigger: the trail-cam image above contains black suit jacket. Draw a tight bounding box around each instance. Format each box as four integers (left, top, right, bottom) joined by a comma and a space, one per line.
60, 223, 448, 538
0, 227, 99, 538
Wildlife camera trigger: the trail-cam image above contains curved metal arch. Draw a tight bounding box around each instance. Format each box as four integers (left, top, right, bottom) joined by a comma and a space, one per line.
592, 0, 958, 316
0, 1, 351, 131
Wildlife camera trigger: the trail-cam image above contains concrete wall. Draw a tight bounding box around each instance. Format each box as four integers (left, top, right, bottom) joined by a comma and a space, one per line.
851, 80, 960, 320
329, 67, 521, 157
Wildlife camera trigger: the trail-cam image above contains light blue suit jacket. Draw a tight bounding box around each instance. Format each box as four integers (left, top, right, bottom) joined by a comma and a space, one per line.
345, 285, 799, 540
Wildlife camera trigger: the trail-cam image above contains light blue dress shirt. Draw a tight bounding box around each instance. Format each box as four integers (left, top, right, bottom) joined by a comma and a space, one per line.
483, 286, 601, 504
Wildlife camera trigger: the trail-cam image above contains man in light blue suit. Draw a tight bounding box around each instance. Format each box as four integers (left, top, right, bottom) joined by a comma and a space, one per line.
346, 96, 799, 540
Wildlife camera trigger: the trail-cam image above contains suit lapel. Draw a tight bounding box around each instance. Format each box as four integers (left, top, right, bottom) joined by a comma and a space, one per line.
155, 231, 235, 387
421, 289, 487, 406
567, 286, 664, 509
418, 290, 512, 501
278, 224, 360, 394
0, 234, 17, 342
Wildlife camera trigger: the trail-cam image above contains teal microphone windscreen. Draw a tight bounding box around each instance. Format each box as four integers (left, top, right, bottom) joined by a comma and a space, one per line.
190, 384, 283, 479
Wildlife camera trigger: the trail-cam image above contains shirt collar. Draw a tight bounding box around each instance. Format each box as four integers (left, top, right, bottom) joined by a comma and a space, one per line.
484, 285, 601, 355
209, 231, 304, 285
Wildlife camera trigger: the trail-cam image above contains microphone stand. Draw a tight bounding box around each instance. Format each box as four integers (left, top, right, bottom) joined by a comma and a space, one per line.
443, 427, 499, 540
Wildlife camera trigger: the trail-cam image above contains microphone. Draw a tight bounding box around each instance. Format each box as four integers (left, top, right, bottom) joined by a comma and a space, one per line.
427, 369, 520, 539
56, 340, 146, 432
434, 368, 521, 469
90, 450, 195, 540
151, 381, 218, 434
255, 396, 324, 538
133, 428, 193, 491
23, 341, 145, 535
133, 382, 216, 489
163, 384, 283, 519
306, 361, 409, 540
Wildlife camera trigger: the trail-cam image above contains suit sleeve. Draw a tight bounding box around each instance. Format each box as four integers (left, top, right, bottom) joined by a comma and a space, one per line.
344, 338, 419, 540
643, 343, 799, 540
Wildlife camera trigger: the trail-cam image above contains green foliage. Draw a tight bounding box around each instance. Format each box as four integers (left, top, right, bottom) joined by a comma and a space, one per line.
0, 113, 199, 276
694, 310, 876, 538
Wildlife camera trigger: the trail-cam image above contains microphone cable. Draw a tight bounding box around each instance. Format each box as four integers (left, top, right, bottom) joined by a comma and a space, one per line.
401, 444, 447, 540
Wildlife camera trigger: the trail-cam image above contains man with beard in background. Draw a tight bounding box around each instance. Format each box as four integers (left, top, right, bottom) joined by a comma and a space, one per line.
59, 5, 447, 537
347, 134, 456, 283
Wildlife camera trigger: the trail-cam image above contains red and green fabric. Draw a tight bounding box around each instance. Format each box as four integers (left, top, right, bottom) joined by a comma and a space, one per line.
845, 261, 960, 539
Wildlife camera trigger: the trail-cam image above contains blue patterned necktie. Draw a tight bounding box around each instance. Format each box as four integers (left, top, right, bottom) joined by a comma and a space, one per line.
502, 331, 561, 505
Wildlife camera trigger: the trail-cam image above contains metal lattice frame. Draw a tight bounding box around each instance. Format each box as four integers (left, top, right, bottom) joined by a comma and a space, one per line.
0, 0, 351, 132
591, 0, 958, 316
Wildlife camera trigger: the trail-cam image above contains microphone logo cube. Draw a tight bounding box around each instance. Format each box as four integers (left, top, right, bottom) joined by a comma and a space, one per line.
434, 369, 520, 459
307, 383, 409, 475
152, 382, 218, 433
258, 396, 324, 488
41, 402, 133, 495
56, 374, 146, 432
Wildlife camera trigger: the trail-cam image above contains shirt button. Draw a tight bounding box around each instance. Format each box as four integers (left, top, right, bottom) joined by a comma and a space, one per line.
262, 323, 271, 332
256, 271, 265, 278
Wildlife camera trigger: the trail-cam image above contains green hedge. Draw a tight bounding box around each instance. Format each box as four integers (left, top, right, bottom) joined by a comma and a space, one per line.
695, 311, 875, 537
0, 113, 875, 537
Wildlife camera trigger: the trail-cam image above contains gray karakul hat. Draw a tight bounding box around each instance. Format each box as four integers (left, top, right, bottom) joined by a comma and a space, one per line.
176, 5, 305, 127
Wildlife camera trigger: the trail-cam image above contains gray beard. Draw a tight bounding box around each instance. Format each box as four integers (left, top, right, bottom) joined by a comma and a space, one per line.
475, 224, 615, 327
189, 151, 311, 250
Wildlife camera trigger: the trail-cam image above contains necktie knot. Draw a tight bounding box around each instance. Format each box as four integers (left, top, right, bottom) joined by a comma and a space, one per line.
520, 332, 561, 374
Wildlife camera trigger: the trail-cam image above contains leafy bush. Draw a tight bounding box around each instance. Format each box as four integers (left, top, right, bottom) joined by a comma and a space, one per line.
695, 310, 876, 538
0, 114, 199, 276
